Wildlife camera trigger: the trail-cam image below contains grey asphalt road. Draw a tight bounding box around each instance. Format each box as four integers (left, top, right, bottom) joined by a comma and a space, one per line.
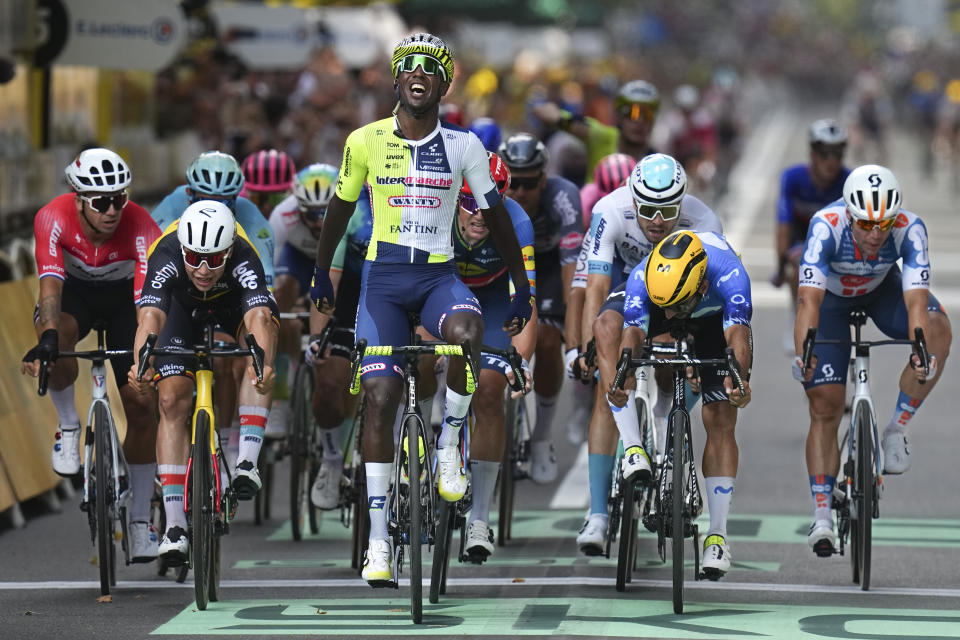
2, 106, 959, 640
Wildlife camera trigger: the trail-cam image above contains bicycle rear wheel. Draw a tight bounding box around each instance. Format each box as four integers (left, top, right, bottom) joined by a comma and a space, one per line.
192, 410, 214, 611
289, 364, 315, 541
855, 401, 874, 590
671, 410, 690, 615
429, 499, 455, 603
497, 396, 520, 546
616, 479, 636, 592
94, 404, 115, 596
348, 396, 368, 572
405, 415, 424, 624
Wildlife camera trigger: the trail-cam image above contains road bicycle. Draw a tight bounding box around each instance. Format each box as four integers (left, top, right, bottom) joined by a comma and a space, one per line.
286, 315, 332, 542
37, 323, 134, 596
801, 309, 929, 591
497, 382, 532, 547
348, 316, 477, 624
138, 311, 265, 610
613, 324, 744, 614
607, 345, 668, 592
431, 344, 526, 603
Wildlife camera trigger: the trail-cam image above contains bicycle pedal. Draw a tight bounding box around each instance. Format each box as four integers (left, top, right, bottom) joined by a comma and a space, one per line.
699, 568, 725, 582
366, 579, 398, 589
461, 550, 489, 565
812, 540, 836, 558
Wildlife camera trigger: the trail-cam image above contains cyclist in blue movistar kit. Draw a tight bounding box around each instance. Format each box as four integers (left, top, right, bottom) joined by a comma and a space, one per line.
499, 132, 584, 485
772, 120, 851, 350
308, 33, 532, 586
453, 151, 537, 561
609, 230, 753, 580
794, 164, 951, 557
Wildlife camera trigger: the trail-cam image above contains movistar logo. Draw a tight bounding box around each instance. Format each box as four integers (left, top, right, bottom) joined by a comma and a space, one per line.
713, 486, 734, 494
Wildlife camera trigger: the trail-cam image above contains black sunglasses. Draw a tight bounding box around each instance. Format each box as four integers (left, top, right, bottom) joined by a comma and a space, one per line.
509, 175, 541, 191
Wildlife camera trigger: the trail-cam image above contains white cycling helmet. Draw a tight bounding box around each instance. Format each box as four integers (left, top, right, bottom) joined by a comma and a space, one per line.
177, 200, 236, 253
64, 148, 131, 193
293, 164, 338, 209
629, 153, 687, 206
843, 164, 901, 222
809, 119, 847, 146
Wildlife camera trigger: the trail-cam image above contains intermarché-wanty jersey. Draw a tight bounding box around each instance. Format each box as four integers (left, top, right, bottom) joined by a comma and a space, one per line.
335, 116, 500, 264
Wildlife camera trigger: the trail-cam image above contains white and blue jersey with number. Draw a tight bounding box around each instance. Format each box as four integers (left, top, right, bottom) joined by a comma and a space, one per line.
797, 203, 930, 297
151, 185, 276, 288
623, 231, 752, 333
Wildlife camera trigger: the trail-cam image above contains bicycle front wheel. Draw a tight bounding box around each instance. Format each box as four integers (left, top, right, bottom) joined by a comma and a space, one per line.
497, 395, 518, 547
616, 479, 636, 592
671, 410, 690, 615
854, 401, 874, 590
405, 414, 424, 624
192, 410, 214, 611
94, 404, 115, 596
429, 499, 455, 603
289, 364, 315, 541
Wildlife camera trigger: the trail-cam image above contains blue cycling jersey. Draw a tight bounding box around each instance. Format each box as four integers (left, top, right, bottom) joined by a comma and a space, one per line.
624, 231, 752, 333
776, 164, 850, 246
454, 196, 536, 296
151, 185, 276, 287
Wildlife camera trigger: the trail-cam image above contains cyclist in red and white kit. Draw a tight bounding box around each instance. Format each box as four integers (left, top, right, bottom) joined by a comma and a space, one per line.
21, 148, 162, 562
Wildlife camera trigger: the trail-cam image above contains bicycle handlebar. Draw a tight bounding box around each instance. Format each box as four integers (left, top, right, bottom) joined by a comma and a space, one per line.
802, 325, 930, 384
136, 332, 265, 382
481, 344, 527, 395
348, 338, 478, 396
612, 343, 746, 397
36, 347, 136, 396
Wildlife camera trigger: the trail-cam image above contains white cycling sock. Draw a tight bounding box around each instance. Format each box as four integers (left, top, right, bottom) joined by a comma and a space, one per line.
159, 464, 187, 531
531, 393, 558, 442
705, 476, 735, 538
607, 393, 642, 450
365, 462, 391, 541
438, 387, 471, 449
468, 460, 499, 525
321, 420, 345, 462
49, 386, 80, 429
238, 405, 268, 463
128, 463, 157, 522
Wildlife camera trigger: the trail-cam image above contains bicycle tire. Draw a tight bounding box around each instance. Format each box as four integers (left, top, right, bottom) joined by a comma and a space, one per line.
94, 404, 114, 596
348, 396, 368, 572
497, 396, 518, 547
208, 529, 221, 602
406, 414, 424, 624
429, 499, 455, 603
616, 479, 636, 591
856, 401, 874, 590
192, 410, 214, 611
671, 410, 688, 615
289, 364, 314, 541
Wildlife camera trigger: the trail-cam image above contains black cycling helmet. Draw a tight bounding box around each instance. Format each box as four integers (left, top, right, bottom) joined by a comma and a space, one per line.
498, 133, 549, 172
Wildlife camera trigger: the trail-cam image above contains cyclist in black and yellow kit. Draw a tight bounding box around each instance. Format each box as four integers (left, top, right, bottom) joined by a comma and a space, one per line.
309, 33, 532, 585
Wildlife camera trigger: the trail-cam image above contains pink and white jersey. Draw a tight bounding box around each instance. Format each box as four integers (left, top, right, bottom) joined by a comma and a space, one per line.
798, 205, 931, 297
34, 193, 161, 301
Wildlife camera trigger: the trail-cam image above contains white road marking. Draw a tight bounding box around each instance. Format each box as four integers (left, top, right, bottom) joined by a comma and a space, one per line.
3, 577, 960, 599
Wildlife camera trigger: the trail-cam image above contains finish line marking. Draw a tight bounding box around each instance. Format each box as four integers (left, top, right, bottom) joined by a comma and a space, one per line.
3, 577, 960, 599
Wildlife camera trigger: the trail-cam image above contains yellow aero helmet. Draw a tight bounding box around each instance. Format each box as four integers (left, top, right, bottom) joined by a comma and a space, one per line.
391, 33, 454, 83
644, 231, 707, 307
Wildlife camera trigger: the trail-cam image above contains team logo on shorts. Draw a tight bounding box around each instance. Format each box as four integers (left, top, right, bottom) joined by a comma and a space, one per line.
452, 303, 481, 314
360, 363, 386, 375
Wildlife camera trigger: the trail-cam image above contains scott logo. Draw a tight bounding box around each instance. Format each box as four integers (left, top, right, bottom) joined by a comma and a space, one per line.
868, 173, 881, 188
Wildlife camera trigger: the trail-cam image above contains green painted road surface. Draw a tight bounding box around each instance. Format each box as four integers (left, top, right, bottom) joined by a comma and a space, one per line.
154, 597, 960, 638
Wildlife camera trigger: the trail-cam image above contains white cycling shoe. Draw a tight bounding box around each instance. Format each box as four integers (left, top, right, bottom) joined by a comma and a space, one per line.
530, 440, 558, 484
51, 426, 81, 477
882, 431, 910, 475
621, 446, 652, 484
129, 521, 159, 563
361, 538, 393, 586
310, 462, 342, 510
436, 446, 467, 501
576, 513, 608, 556
701, 534, 731, 579
232, 460, 262, 500
808, 519, 836, 557
158, 525, 189, 567
464, 520, 495, 563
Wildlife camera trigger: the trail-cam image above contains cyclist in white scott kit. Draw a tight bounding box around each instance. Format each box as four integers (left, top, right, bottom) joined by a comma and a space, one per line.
308, 33, 532, 587
570, 154, 723, 555
794, 165, 951, 556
